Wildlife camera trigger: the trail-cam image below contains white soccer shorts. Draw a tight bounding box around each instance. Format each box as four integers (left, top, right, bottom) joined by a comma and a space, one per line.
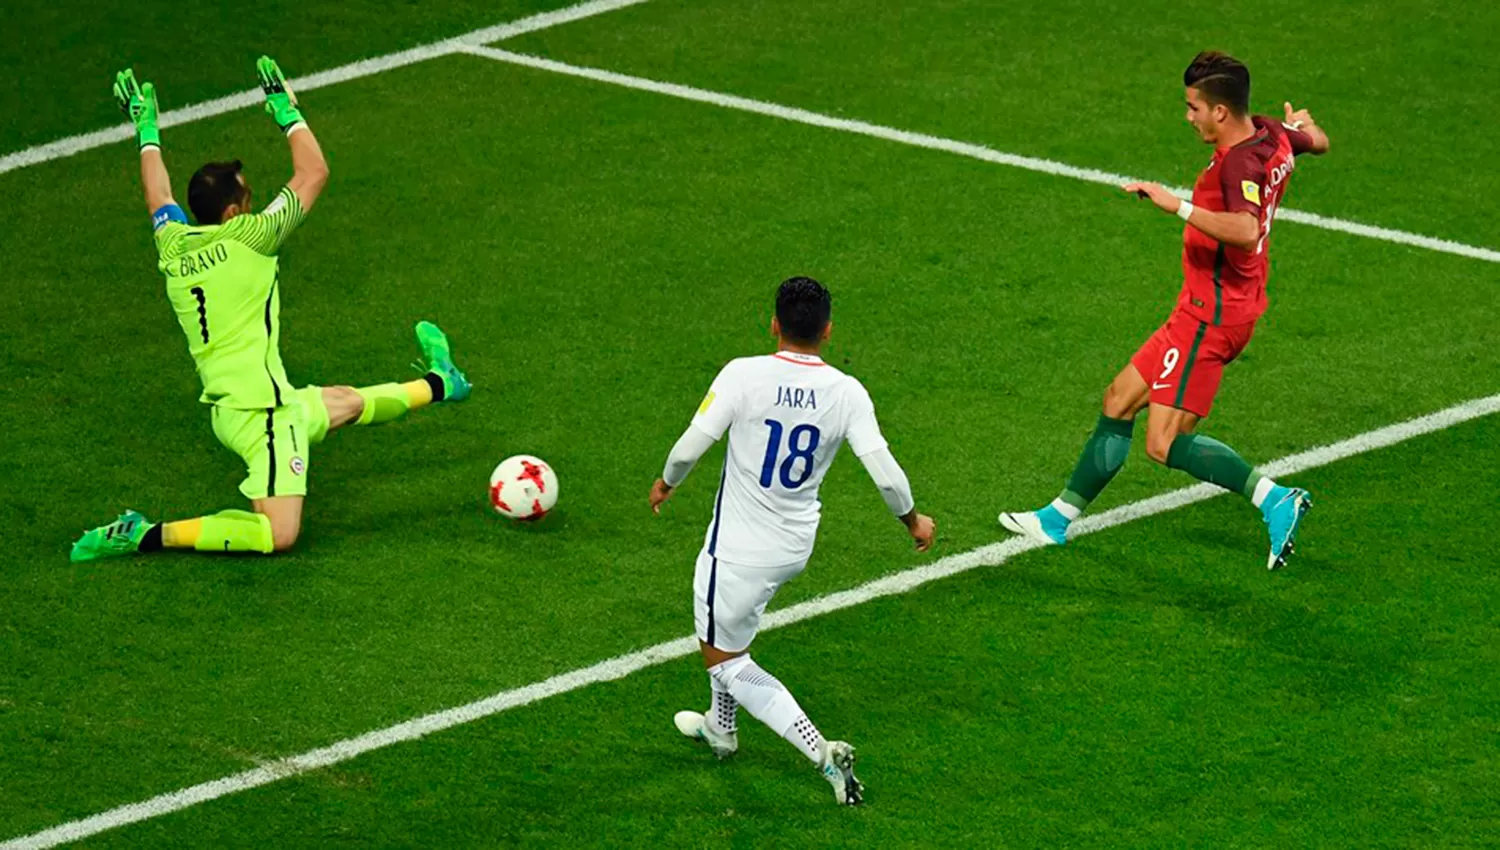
693, 548, 807, 653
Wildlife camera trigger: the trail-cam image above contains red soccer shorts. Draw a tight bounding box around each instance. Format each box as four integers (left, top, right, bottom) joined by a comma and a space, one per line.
1130, 310, 1257, 418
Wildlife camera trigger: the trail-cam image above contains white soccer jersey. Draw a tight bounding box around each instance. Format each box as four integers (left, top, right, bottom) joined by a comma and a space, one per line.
690, 351, 888, 567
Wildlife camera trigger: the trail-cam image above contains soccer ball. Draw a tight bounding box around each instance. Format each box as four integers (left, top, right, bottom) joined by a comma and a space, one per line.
489, 455, 559, 521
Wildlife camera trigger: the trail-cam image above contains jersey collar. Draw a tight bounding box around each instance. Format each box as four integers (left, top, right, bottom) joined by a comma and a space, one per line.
1219, 127, 1269, 153
773, 351, 826, 367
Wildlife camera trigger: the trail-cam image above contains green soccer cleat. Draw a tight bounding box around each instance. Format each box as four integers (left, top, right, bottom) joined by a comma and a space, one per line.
69, 509, 155, 563
414, 320, 471, 403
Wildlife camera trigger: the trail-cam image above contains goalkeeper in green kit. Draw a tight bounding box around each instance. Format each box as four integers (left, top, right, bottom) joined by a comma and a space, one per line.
70, 58, 472, 562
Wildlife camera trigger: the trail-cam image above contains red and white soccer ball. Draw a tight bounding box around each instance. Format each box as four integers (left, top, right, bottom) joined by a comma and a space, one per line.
489, 455, 559, 521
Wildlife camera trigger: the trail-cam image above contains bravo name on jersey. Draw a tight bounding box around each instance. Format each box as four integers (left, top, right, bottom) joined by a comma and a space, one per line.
155, 186, 306, 409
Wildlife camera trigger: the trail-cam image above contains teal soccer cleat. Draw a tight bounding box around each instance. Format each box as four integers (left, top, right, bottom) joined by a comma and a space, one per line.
1262, 486, 1313, 570
999, 504, 1071, 546
414, 320, 471, 403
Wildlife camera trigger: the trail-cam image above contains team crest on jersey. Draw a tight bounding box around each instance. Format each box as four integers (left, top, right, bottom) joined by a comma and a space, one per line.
1241, 180, 1261, 206
697, 391, 717, 416
289, 456, 306, 476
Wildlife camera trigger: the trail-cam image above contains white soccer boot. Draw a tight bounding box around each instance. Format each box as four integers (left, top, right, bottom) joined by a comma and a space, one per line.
819, 740, 864, 805
998, 504, 1070, 545
674, 710, 738, 759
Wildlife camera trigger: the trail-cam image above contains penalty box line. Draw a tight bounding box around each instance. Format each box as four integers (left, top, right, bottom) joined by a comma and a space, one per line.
6, 393, 1499, 849
0, 0, 654, 178
458, 45, 1500, 266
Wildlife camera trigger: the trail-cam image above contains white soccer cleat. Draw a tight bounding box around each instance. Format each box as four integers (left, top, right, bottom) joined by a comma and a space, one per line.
998, 507, 1069, 546
674, 710, 738, 760
819, 740, 864, 806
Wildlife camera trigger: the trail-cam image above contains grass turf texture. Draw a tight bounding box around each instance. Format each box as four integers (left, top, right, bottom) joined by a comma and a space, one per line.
0, 0, 589, 153
69, 419, 1500, 847
504, 0, 1500, 247
1, 0, 1497, 844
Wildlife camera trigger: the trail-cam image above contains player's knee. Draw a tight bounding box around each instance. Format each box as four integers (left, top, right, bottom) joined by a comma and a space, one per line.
269, 521, 301, 552
1145, 432, 1174, 466
331, 386, 364, 423
1101, 384, 1125, 416
1101, 382, 1139, 420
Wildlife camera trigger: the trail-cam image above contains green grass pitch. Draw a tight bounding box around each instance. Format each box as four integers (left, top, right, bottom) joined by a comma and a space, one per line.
1, 0, 1497, 846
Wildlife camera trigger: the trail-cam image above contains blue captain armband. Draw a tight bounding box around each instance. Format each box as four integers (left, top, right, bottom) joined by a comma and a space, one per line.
151, 203, 187, 230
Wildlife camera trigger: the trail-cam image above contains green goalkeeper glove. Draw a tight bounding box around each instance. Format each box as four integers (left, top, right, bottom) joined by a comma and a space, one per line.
113, 68, 161, 149
256, 56, 306, 134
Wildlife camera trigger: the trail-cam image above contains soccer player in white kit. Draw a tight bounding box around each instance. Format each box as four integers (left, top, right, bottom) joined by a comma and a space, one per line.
649, 277, 936, 805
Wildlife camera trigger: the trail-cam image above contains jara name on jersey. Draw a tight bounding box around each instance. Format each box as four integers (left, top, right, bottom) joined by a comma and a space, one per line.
775, 386, 818, 410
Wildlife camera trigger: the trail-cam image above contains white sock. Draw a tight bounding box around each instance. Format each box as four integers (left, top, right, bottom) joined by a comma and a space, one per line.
1049, 497, 1082, 522
711, 655, 825, 764
707, 672, 738, 735
1251, 476, 1278, 508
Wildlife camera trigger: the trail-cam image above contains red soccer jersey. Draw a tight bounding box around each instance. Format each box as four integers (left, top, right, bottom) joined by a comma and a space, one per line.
1177, 115, 1316, 326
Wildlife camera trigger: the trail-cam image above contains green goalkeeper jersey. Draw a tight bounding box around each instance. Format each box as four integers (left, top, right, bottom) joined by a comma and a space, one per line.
154, 187, 307, 409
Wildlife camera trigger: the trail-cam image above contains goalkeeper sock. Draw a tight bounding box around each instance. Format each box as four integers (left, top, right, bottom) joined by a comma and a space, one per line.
153, 511, 272, 553
1057, 414, 1135, 513
159, 519, 200, 549
1166, 434, 1262, 501
195, 510, 273, 553
354, 383, 429, 426
138, 523, 165, 552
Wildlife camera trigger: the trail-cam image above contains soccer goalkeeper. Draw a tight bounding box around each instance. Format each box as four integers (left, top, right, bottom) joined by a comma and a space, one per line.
70, 58, 472, 562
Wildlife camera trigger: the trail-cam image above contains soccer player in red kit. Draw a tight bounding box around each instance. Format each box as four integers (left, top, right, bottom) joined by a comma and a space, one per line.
999, 51, 1331, 569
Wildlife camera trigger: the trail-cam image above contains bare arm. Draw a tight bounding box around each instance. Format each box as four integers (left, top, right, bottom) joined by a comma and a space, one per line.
138, 147, 176, 213
1122, 182, 1259, 251
113, 70, 177, 216
284, 126, 329, 213
1183, 207, 1258, 251
256, 56, 329, 212
1284, 102, 1331, 155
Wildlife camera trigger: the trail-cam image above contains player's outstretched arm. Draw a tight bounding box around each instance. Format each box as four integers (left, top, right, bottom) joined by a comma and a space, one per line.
846, 389, 935, 552
651, 425, 718, 513
257, 56, 329, 212
1122, 181, 1259, 251
856, 447, 935, 552
113, 69, 177, 214
1284, 102, 1331, 155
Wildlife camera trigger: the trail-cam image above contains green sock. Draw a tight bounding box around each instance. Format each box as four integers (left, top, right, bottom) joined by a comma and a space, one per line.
1059, 415, 1136, 511
195, 509, 274, 554
355, 383, 413, 426
1165, 434, 1260, 499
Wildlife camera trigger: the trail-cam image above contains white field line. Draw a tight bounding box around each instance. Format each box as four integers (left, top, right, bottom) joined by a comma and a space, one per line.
0, 0, 651, 178
460, 46, 1500, 265
6, 392, 1499, 849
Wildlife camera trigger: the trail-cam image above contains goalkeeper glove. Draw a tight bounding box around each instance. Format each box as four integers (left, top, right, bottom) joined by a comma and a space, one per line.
257, 56, 306, 134
113, 68, 161, 150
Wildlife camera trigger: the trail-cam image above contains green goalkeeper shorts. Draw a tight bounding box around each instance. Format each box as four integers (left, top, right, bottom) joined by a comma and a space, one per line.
211, 386, 331, 500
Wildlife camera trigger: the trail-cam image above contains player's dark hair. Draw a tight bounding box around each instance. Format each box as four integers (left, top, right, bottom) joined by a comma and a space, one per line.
1184, 51, 1251, 116
776, 276, 832, 345
188, 160, 249, 225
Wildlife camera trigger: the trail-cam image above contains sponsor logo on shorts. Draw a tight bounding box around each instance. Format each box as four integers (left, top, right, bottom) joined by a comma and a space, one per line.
1152, 382, 1173, 391
289, 456, 306, 476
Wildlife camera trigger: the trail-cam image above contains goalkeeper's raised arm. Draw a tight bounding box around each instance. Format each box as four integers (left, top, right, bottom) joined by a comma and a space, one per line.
257, 56, 329, 213
114, 68, 178, 220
